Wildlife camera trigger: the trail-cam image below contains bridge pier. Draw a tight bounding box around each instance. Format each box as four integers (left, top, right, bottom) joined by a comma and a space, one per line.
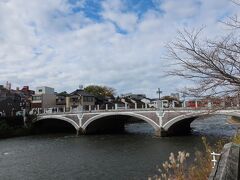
76, 128, 86, 136
76, 129, 80, 136
155, 128, 168, 137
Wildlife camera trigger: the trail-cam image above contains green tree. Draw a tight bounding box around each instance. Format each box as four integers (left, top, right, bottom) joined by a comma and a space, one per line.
84, 85, 116, 98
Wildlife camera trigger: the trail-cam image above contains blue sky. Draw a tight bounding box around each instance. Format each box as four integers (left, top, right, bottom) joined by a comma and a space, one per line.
0, 0, 239, 97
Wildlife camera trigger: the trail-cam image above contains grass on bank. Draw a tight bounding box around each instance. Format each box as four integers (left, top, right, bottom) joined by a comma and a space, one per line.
149, 137, 229, 180
232, 133, 240, 144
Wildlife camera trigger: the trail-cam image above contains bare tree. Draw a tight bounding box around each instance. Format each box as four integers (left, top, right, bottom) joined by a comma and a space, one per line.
167, 2, 240, 97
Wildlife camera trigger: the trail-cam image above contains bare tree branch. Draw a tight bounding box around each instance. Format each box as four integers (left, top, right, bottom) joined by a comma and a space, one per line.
167, 28, 240, 98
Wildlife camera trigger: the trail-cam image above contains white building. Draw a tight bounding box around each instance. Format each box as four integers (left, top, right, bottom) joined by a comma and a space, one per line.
36, 86, 54, 95
31, 86, 56, 110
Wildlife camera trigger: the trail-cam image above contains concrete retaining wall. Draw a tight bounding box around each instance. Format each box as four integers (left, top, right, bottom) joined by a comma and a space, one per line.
209, 142, 240, 180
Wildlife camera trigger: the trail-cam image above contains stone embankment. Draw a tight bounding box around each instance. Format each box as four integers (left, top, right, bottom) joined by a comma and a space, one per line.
209, 128, 240, 180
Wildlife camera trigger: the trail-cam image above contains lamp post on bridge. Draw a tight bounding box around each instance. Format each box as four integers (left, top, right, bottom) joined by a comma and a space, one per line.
156, 88, 162, 100
156, 88, 163, 110
182, 93, 186, 108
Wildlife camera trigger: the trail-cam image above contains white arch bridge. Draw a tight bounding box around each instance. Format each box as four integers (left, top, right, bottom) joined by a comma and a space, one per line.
33, 109, 240, 136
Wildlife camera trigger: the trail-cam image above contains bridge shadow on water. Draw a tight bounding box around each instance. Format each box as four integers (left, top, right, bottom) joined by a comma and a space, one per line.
84, 115, 155, 135
32, 116, 156, 136
32, 119, 76, 135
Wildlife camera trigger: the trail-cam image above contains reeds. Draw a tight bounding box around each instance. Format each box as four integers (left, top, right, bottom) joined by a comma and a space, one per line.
149, 137, 228, 180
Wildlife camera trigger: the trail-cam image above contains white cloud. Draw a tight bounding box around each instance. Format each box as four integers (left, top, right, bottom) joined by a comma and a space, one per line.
160, 0, 200, 19
0, 0, 239, 97
101, 0, 138, 32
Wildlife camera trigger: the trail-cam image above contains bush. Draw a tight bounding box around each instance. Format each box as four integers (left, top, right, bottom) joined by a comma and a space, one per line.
0, 120, 14, 137
0, 119, 32, 138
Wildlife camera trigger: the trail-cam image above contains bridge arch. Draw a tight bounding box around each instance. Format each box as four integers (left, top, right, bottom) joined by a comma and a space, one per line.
35, 115, 79, 131
82, 112, 160, 131
162, 111, 240, 135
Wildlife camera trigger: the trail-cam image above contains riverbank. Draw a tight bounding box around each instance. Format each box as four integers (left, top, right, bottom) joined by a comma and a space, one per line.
0, 120, 32, 138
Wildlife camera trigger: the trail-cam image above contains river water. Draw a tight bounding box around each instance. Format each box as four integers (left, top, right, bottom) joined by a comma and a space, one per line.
0, 115, 237, 180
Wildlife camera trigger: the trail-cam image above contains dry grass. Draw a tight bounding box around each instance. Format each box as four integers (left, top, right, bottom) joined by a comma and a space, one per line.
232, 133, 240, 144
149, 137, 228, 180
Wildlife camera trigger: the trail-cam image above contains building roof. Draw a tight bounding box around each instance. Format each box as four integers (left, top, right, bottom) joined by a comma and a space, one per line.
70, 89, 95, 97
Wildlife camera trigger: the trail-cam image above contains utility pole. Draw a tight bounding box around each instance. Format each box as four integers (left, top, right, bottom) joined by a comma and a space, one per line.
182, 93, 186, 108
156, 88, 163, 110
156, 88, 162, 100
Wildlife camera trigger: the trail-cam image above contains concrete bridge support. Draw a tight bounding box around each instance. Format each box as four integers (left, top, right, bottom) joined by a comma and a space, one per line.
76, 128, 86, 136
154, 128, 168, 137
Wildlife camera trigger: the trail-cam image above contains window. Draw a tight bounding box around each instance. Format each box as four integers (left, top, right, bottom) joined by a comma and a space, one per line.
32, 96, 42, 101
83, 96, 94, 102
38, 89, 42, 92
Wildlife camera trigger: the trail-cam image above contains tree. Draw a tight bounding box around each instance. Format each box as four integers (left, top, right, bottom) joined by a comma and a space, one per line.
84, 85, 116, 98
167, 2, 240, 97
57, 91, 68, 96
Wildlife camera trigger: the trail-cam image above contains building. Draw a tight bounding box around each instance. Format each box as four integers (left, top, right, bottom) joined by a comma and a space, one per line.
120, 94, 148, 109
56, 91, 70, 112
36, 86, 54, 95
185, 97, 224, 108
0, 85, 25, 117
69, 89, 96, 111
170, 93, 180, 100
121, 93, 146, 101
20, 86, 35, 97
0, 85, 8, 101
31, 86, 56, 110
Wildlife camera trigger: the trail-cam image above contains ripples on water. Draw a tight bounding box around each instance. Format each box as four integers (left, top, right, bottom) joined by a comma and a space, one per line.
0, 115, 237, 180
191, 115, 237, 137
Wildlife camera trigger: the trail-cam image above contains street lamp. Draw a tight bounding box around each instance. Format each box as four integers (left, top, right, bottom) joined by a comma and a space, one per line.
182, 93, 187, 108
156, 88, 162, 100
156, 88, 163, 109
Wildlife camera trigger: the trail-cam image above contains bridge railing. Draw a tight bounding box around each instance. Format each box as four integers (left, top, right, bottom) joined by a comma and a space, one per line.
31, 106, 240, 116
35, 108, 159, 116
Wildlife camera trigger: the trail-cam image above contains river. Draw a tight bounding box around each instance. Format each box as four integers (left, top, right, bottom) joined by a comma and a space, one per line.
0, 115, 237, 180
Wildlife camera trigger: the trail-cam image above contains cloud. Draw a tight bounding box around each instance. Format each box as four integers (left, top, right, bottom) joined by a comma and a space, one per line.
160, 0, 200, 19
101, 0, 138, 32
0, 0, 239, 97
